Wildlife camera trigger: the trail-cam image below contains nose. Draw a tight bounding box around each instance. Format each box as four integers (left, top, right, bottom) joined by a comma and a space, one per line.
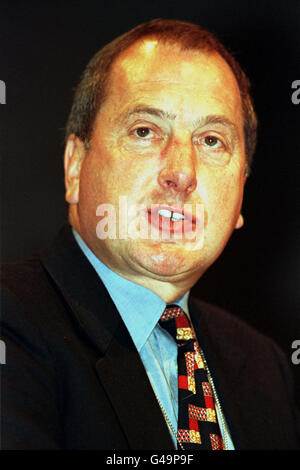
157, 138, 197, 195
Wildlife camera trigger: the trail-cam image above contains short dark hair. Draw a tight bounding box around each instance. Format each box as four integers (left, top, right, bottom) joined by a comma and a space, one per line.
65, 18, 257, 174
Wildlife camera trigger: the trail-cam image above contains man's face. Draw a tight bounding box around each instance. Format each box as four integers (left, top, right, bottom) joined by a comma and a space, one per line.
68, 40, 247, 290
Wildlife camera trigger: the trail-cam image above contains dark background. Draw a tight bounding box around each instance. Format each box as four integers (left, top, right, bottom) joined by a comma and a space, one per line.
1, 0, 299, 402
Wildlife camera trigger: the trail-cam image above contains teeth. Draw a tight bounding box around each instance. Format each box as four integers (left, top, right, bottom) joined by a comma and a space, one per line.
171, 212, 185, 221
157, 209, 185, 221
158, 209, 172, 218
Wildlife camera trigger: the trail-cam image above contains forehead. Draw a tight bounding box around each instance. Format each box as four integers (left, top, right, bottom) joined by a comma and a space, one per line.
101, 39, 243, 126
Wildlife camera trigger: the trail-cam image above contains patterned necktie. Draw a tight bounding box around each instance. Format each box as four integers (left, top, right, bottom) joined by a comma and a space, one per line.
159, 304, 224, 450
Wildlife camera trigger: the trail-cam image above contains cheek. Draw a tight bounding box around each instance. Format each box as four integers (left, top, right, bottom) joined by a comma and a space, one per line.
79, 158, 99, 201
105, 151, 159, 198
81, 143, 157, 208
206, 174, 244, 230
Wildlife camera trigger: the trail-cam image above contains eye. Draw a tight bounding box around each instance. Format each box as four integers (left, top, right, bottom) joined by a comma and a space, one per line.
203, 135, 223, 149
134, 127, 153, 139
193, 134, 226, 151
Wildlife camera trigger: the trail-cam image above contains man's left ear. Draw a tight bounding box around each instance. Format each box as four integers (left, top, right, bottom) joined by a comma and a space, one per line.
235, 214, 244, 229
64, 134, 87, 204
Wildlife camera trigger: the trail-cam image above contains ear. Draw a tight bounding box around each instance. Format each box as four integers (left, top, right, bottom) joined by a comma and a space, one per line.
64, 134, 87, 204
235, 213, 244, 230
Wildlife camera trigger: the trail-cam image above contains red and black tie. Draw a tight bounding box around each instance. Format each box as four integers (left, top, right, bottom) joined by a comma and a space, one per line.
159, 305, 224, 450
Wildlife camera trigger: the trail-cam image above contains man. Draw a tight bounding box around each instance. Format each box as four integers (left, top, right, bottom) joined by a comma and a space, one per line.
1, 19, 299, 450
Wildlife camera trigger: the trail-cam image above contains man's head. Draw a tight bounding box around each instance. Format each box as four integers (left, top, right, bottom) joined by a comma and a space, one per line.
65, 19, 257, 170
64, 19, 257, 301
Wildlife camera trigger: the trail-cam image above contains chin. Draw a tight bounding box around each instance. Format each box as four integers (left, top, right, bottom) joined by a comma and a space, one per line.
127, 239, 203, 279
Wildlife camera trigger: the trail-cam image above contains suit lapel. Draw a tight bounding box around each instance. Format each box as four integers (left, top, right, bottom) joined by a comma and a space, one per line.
189, 297, 248, 449
41, 225, 174, 449
189, 297, 281, 450
95, 320, 174, 449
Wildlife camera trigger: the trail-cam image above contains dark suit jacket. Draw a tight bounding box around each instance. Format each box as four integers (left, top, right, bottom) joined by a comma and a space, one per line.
1, 225, 299, 450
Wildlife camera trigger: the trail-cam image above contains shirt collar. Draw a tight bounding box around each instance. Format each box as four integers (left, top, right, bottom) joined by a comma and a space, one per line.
72, 228, 190, 352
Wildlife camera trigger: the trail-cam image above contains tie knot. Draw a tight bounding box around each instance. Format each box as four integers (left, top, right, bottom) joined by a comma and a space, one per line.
159, 305, 196, 342
160, 305, 185, 322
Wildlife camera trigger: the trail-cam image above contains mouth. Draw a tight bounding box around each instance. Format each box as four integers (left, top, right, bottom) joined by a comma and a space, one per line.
146, 204, 196, 235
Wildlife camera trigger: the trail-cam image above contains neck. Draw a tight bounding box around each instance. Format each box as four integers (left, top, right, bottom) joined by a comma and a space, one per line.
106, 267, 196, 303
71, 216, 199, 303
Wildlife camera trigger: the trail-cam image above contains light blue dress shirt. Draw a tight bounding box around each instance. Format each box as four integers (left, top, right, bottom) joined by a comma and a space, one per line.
72, 228, 234, 449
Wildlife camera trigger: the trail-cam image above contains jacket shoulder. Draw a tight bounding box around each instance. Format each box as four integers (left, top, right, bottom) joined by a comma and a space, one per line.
1, 255, 50, 289
190, 295, 296, 391
191, 296, 276, 348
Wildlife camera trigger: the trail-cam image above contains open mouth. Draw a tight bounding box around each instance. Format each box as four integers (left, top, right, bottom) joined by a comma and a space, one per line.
147, 204, 195, 235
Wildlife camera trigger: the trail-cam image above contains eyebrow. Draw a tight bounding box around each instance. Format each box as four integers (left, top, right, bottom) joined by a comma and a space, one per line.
118, 104, 176, 123
119, 105, 240, 142
192, 115, 240, 144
